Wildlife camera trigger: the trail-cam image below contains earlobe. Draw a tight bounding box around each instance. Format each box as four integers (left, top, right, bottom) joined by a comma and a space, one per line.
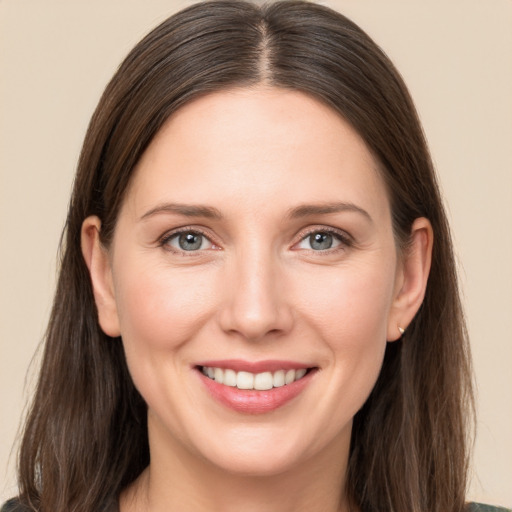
81, 216, 121, 337
387, 217, 433, 341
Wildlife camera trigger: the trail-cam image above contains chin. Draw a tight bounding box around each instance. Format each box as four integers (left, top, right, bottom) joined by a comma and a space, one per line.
186, 417, 351, 479
203, 443, 309, 478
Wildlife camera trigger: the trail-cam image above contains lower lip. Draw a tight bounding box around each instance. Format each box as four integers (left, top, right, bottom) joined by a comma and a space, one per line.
197, 369, 316, 414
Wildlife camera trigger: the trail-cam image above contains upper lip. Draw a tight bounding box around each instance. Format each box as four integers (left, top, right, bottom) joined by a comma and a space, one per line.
195, 359, 313, 373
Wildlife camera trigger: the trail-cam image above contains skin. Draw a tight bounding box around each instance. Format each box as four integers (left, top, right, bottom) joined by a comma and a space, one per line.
82, 86, 433, 512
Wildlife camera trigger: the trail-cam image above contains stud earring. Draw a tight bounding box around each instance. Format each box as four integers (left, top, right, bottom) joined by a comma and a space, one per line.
398, 326, 405, 335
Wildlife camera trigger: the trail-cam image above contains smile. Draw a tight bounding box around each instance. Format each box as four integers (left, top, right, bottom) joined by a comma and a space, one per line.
196, 361, 317, 414
201, 366, 308, 390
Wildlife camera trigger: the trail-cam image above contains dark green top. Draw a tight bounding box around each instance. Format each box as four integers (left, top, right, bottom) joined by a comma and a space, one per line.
3, 500, 511, 512
467, 505, 512, 512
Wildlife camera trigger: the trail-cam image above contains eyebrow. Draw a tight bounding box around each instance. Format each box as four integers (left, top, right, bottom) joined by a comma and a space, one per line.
139, 201, 372, 223
286, 202, 373, 223
139, 203, 223, 221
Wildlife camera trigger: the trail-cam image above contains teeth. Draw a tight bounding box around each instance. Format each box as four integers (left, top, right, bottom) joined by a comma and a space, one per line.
295, 368, 307, 380
285, 369, 295, 385
201, 366, 310, 390
254, 372, 273, 390
273, 370, 285, 388
236, 371, 254, 390
214, 367, 224, 384
223, 369, 237, 387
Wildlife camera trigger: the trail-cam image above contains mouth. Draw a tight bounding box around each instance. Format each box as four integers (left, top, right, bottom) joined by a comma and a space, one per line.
195, 361, 317, 414
199, 365, 310, 390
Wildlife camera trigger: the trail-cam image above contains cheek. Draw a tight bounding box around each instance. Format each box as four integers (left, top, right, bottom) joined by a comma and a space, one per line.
111, 258, 221, 418
297, 261, 396, 347
113, 259, 218, 354
295, 260, 395, 405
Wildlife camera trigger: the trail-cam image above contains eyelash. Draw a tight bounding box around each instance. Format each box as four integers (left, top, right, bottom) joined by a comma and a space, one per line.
158, 226, 353, 254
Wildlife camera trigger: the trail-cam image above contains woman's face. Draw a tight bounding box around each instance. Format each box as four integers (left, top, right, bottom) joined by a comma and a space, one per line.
95, 87, 407, 476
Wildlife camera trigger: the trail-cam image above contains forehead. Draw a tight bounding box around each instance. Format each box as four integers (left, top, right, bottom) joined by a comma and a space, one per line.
123, 86, 390, 222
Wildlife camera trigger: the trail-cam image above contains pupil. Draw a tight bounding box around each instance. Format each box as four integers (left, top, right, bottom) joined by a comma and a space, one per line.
179, 233, 202, 251
311, 232, 332, 250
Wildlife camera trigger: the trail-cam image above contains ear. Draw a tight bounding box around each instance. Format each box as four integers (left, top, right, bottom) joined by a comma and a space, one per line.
387, 217, 433, 341
81, 216, 121, 337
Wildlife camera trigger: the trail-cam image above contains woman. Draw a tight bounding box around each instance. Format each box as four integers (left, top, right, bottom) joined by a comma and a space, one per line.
2, 1, 509, 511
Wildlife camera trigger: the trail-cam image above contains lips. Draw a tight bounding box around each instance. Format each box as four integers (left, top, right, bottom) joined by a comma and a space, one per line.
195, 360, 316, 414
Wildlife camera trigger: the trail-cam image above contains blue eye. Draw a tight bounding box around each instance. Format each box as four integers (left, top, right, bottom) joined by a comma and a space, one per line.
165, 231, 213, 251
296, 231, 344, 251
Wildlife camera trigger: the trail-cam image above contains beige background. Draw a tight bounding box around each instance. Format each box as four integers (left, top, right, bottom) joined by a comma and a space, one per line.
1, 0, 511, 507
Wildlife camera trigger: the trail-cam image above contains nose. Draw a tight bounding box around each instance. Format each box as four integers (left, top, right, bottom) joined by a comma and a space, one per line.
218, 248, 294, 342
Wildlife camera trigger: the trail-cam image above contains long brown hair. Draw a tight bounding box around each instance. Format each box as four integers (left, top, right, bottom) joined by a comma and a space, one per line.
17, 2, 473, 511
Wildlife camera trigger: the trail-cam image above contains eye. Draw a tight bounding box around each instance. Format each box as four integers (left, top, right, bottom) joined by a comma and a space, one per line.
163, 231, 214, 252
295, 230, 346, 251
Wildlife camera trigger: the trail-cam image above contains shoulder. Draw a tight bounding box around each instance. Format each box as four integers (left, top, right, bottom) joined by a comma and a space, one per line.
0, 499, 30, 512
1, 498, 117, 512
467, 503, 512, 512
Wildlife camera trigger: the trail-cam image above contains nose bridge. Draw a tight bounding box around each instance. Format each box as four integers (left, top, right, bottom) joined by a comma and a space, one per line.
219, 240, 292, 341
